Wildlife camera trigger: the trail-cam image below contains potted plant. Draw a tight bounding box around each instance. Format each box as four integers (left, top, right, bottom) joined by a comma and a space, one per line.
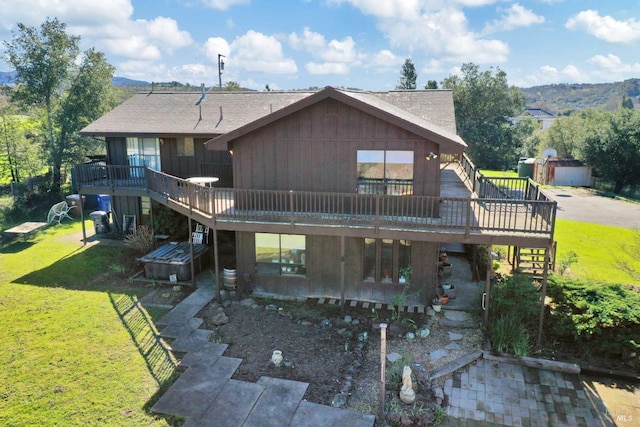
431, 297, 442, 312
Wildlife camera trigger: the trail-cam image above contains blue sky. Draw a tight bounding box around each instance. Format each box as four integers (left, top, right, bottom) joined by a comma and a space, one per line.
1, 0, 640, 90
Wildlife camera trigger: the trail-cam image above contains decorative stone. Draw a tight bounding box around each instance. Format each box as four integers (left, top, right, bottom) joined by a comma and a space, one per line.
448, 331, 463, 341
443, 310, 471, 322
343, 315, 352, 323
431, 385, 444, 401
162, 292, 171, 299
239, 298, 256, 306
429, 349, 448, 361
210, 310, 229, 326
271, 350, 283, 367
387, 352, 402, 363
265, 304, 279, 311
351, 319, 360, 326
399, 365, 416, 404
405, 332, 416, 340
417, 328, 430, 338
300, 320, 313, 326
445, 342, 461, 350
320, 319, 332, 327
357, 331, 368, 341
172, 286, 181, 291
426, 307, 436, 316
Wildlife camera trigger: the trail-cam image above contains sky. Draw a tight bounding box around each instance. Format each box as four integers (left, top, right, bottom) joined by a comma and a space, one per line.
1, 0, 640, 91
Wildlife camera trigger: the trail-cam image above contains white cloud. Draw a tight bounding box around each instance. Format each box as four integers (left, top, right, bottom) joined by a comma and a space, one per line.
566, 10, 640, 43
588, 54, 640, 74
145, 17, 193, 52
102, 37, 162, 61
483, 4, 545, 34
331, 1, 509, 65
305, 62, 349, 75
230, 30, 297, 74
204, 37, 231, 61
198, 0, 250, 10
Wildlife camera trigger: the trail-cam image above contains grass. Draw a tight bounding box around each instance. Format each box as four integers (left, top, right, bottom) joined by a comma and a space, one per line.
480, 169, 518, 178
553, 219, 640, 285
0, 220, 177, 426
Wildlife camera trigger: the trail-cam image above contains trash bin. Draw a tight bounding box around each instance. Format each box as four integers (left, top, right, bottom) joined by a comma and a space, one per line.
97, 194, 111, 214
89, 210, 111, 234
65, 194, 86, 217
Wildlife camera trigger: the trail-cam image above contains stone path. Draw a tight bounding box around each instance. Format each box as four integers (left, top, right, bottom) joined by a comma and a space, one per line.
150, 284, 375, 427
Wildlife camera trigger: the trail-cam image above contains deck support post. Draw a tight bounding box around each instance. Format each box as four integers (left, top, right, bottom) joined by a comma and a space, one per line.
80, 195, 86, 245
213, 228, 221, 301
340, 235, 345, 312
536, 246, 551, 347
483, 244, 492, 325
188, 216, 195, 287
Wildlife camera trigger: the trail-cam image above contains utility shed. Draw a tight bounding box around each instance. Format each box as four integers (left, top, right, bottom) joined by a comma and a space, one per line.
534, 158, 592, 187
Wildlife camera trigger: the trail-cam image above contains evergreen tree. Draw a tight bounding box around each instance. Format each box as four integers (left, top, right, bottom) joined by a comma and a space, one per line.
397, 58, 417, 90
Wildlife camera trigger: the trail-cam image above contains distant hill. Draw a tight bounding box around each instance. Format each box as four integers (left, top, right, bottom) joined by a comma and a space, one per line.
112, 76, 149, 86
519, 79, 640, 114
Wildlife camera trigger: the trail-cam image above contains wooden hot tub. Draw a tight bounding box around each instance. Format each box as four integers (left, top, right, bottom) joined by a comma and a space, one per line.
138, 242, 210, 281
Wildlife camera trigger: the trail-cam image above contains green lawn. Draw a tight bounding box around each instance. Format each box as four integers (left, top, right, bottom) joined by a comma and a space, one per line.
553, 219, 640, 285
0, 221, 177, 426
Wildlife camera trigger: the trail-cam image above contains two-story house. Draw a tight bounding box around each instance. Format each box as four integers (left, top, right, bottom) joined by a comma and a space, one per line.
78, 86, 556, 309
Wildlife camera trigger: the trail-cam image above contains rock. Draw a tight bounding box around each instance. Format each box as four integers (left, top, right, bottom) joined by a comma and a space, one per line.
426, 307, 436, 317
443, 310, 471, 322
445, 342, 461, 350
417, 328, 430, 338
265, 304, 279, 311
401, 414, 413, 426
161, 292, 171, 299
412, 363, 430, 389
300, 320, 313, 326
448, 331, 463, 341
211, 310, 229, 326
283, 357, 294, 368
429, 349, 448, 361
351, 319, 360, 326
432, 385, 444, 401
337, 327, 347, 335
172, 286, 181, 291
239, 298, 256, 306
343, 315, 352, 323
357, 331, 368, 341
405, 332, 416, 340
387, 352, 402, 363
388, 413, 401, 424
331, 393, 347, 408
320, 319, 332, 327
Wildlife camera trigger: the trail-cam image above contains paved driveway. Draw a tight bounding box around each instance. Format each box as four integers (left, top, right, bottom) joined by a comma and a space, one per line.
544, 187, 640, 229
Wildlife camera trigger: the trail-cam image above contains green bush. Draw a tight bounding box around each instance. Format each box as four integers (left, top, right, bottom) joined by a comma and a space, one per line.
546, 275, 640, 360
488, 273, 540, 356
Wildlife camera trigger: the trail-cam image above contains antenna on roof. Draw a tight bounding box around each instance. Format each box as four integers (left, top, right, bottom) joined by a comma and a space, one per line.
195, 83, 206, 121
195, 83, 206, 106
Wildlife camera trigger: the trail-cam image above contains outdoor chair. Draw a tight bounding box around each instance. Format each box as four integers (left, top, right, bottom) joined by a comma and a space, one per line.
47, 201, 73, 224
191, 231, 204, 245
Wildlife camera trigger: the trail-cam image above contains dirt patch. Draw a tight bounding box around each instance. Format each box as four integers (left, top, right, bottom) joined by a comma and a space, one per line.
198, 295, 484, 426
138, 286, 190, 307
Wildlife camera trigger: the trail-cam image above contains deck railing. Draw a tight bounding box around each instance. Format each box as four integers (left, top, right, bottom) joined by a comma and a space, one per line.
76, 162, 556, 237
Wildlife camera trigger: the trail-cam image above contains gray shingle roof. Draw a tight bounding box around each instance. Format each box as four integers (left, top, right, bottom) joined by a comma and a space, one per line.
80, 87, 462, 148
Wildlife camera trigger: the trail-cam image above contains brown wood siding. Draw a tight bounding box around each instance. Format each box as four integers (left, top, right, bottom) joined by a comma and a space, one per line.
232, 99, 440, 196
111, 195, 140, 232
161, 138, 231, 178
238, 232, 438, 304
106, 137, 127, 165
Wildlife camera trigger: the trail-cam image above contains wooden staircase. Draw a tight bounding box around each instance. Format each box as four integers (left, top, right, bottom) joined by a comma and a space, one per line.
511, 244, 555, 279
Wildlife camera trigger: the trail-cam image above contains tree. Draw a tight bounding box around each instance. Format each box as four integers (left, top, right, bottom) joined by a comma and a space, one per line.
397, 58, 417, 90
425, 80, 438, 89
3, 18, 115, 191
542, 109, 605, 159
580, 108, 640, 194
224, 81, 242, 91
442, 63, 525, 169
621, 95, 634, 110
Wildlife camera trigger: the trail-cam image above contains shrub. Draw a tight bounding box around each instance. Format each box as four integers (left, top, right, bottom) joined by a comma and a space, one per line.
123, 225, 154, 255
488, 273, 540, 356
546, 275, 640, 360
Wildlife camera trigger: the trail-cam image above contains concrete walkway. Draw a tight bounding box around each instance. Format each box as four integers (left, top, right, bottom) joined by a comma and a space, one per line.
150, 276, 375, 427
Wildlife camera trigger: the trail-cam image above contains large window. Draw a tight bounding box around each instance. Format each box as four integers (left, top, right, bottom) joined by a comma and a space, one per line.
127, 137, 160, 170
255, 233, 306, 276
357, 150, 413, 195
363, 239, 411, 283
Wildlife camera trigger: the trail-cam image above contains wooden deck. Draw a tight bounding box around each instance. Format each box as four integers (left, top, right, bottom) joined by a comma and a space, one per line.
76, 160, 556, 246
